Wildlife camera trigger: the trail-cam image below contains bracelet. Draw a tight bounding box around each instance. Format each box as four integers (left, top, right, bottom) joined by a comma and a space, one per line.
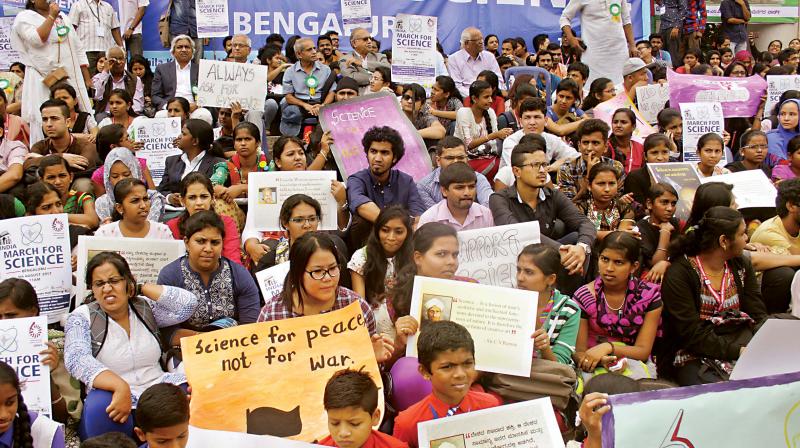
659, 229, 671, 233
656, 248, 668, 252
607, 341, 615, 355
52, 395, 64, 404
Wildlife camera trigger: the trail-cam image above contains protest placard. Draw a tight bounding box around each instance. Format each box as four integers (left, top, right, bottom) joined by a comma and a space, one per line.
592, 93, 655, 143
602, 371, 800, 447
255, 262, 290, 301
730, 320, 800, 381
668, 70, 767, 118
247, 171, 338, 231
680, 102, 726, 163
405, 276, 536, 376
340, 0, 371, 29
195, 0, 229, 37
197, 60, 269, 111
636, 83, 670, 124
0, 316, 51, 418
417, 397, 564, 448
319, 92, 432, 180
75, 236, 185, 302
765, 75, 800, 116
647, 162, 701, 221
0, 17, 21, 70
129, 117, 182, 180
0, 215, 71, 323
700, 169, 777, 209
187, 427, 325, 447
456, 222, 540, 288
392, 14, 437, 90
181, 301, 383, 442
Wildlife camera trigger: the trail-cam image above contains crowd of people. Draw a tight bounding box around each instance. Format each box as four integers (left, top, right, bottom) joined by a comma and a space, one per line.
0, 0, 797, 446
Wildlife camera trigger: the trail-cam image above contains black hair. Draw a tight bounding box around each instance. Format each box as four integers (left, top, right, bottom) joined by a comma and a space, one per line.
435, 136, 466, 156
766, 65, 792, 77
9, 62, 24, 74
646, 182, 678, 203
434, 75, 463, 102
440, 162, 477, 188
373, 66, 392, 89
476, 70, 500, 98
85, 251, 136, 300
403, 83, 428, 119
184, 119, 214, 152
183, 209, 225, 240
266, 33, 285, 46
0, 278, 39, 314
273, 135, 306, 167
468, 80, 497, 135
512, 83, 539, 109
670, 206, 743, 257
136, 383, 190, 433
96, 124, 126, 160
777, 178, 800, 218
696, 132, 724, 153
361, 126, 405, 164
597, 231, 640, 264
517, 243, 561, 276
25, 182, 60, 215
779, 48, 799, 65
686, 182, 734, 228
567, 62, 590, 81
532, 33, 549, 51
176, 172, 214, 236
636, 40, 651, 48
108, 88, 137, 117
484, 34, 498, 51
257, 44, 283, 65
789, 135, 800, 156
690, 64, 712, 75
37, 154, 70, 179
740, 129, 767, 149
0, 194, 16, 219
683, 48, 703, 63
575, 162, 620, 202
0, 362, 33, 448
281, 232, 341, 312
129, 55, 154, 84
361, 206, 413, 307
166, 97, 191, 119
519, 97, 547, 116
279, 194, 321, 230
496, 55, 512, 67
510, 139, 547, 167
317, 35, 331, 45
723, 61, 748, 77
39, 98, 70, 118
80, 432, 137, 448
323, 368, 379, 414
49, 82, 78, 112
643, 133, 671, 155
111, 178, 147, 222
582, 78, 613, 111
657, 108, 681, 132
720, 47, 734, 56
285, 35, 302, 63
576, 118, 610, 141
417, 321, 475, 373
233, 121, 261, 143
555, 78, 580, 102
611, 108, 637, 131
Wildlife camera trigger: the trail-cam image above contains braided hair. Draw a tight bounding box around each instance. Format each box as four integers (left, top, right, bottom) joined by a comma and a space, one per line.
0, 362, 34, 448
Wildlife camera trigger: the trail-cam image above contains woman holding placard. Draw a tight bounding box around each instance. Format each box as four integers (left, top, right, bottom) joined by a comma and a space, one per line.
400, 83, 447, 143
65, 251, 197, 439
158, 211, 260, 346
209, 122, 269, 203
95, 178, 173, 239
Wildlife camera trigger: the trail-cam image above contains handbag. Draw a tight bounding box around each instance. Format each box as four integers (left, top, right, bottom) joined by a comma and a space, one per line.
42, 67, 68, 88
488, 358, 578, 410
158, 0, 174, 48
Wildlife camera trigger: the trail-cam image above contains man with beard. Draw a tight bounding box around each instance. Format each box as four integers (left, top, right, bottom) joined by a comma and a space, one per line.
317, 35, 339, 65
418, 161, 494, 231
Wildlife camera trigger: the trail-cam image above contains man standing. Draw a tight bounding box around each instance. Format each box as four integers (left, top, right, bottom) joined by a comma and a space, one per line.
720, 0, 750, 53
418, 162, 494, 231
69, 0, 123, 75
417, 136, 493, 209
151, 35, 199, 111
281, 38, 334, 137
117, 0, 148, 60
561, 0, 637, 85
448, 27, 505, 98
339, 28, 390, 93
93, 46, 144, 117
684, 0, 707, 55
657, 0, 686, 66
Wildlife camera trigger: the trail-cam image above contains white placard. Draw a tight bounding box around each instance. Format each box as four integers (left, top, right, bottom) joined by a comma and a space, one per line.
391, 14, 437, 89
255, 261, 290, 301
730, 319, 800, 380
0, 317, 51, 418
680, 102, 726, 164
246, 171, 338, 231
456, 222, 540, 288
76, 236, 185, 302
197, 60, 269, 111
0, 17, 21, 71
187, 427, 324, 447
636, 83, 670, 124
765, 75, 800, 117
129, 117, 182, 181
699, 169, 777, 209
340, 0, 371, 29
0, 215, 71, 323
195, 0, 229, 38
406, 276, 537, 376
417, 398, 565, 448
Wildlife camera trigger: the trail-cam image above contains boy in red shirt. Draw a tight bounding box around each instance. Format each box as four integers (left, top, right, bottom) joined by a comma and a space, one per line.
318, 369, 409, 448
392, 321, 501, 448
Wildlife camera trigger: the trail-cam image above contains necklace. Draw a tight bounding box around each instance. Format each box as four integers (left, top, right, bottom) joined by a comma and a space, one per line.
604, 290, 626, 317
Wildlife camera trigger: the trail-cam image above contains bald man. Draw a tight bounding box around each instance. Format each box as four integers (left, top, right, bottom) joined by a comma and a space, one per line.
448, 27, 505, 97
339, 27, 390, 92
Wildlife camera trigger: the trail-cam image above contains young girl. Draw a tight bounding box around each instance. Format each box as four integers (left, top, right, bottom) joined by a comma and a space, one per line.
348, 206, 413, 337
695, 133, 731, 178
464, 70, 505, 115
581, 78, 615, 113
93, 146, 164, 223
657, 108, 683, 159
607, 108, 644, 173
516, 244, 581, 365
95, 178, 173, 239
166, 97, 191, 126
547, 78, 584, 123
771, 135, 800, 182
624, 133, 673, 205
767, 98, 800, 162
428, 75, 463, 130
636, 183, 679, 283
97, 89, 137, 130
576, 163, 636, 241
210, 122, 269, 203
91, 124, 155, 196
727, 129, 776, 175
37, 155, 99, 229
573, 232, 663, 380
129, 55, 154, 112
0, 360, 64, 446
401, 83, 446, 142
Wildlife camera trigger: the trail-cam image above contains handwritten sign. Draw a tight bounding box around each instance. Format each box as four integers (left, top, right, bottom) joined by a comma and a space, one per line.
247, 171, 338, 231
406, 276, 536, 376
667, 70, 767, 118
636, 83, 670, 124
418, 398, 564, 448
392, 14, 437, 89
340, 0, 371, 29
456, 222, 540, 288
75, 236, 185, 302
647, 162, 701, 221
0, 317, 51, 418
592, 93, 655, 143
680, 101, 725, 160
195, 0, 229, 37
700, 169, 777, 209
181, 302, 383, 442
0, 215, 71, 323
255, 262, 290, 301
602, 371, 800, 447
130, 117, 182, 180
319, 92, 433, 180
765, 75, 800, 116
197, 60, 269, 111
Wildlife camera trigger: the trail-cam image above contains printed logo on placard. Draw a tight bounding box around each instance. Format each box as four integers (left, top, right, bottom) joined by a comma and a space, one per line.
20, 223, 43, 246
0, 328, 19, 355
409, 17, 422, 33
28, 322, 42, 340
659, 409, 696, 448
0, 231, 10, 246
51, 217, 64, 233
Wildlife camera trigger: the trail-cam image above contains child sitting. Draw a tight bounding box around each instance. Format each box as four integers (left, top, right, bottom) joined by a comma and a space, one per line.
318, 369, 408, 447
393, 321, 501, 448
134, 383, 190, 448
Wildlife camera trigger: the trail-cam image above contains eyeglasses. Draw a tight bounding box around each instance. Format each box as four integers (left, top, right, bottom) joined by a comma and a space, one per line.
91, 277, 126, 290
288, 215, 320, 225
465, 39, 483, 43
742, 144, 768, 150
401, 94, 414, 102
231, 43, 250, 48
520, 161, 549, 171
306, 265, 341, 280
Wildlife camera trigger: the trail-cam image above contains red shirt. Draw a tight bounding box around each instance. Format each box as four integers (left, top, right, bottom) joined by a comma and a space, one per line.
392, 391, 501, 448
318, 430, 409, 448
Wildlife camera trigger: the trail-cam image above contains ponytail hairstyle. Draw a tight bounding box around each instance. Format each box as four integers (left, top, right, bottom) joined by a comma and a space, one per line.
685, 182, 734, 229
477, 70, 500, 99
669, 206, 743, 258
362, 206, 413, 307
0, 361, 33, 448
468, 80, 497, 134
111, 177, 147, 222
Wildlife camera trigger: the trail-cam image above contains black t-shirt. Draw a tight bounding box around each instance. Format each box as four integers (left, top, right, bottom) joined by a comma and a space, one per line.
636, 216, 680, 267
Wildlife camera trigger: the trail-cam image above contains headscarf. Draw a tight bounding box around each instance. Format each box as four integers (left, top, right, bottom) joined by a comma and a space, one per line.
767, 98, 800, 161
94, 148, 144, 221
734, 50, 752, 64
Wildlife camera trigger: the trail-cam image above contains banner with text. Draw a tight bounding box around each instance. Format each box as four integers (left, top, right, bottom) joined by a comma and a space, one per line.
181, 301, 382, 442
319, 92, 432, 180
247, 171, 338, 231
668, 70, 767, 118
197, 59, 269, 111
392, 14, 437, 90
340, 0, 371, 29
0, 316, 51, 418
765, 75, 800, 117
456, 222, 540, 288
706, 0, 798, 23
647, 162, 701, 221
406, 276, 536, 376
680, 101, 726, 161
0, 215, 71, 322
130, 117, 182, 181
196, 0, 230, 37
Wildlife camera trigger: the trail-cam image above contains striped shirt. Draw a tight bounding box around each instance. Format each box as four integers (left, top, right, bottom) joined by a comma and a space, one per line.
68, 0, 120, 52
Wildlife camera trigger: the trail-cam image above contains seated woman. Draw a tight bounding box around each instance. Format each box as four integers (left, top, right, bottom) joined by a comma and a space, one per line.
37, 155, 99, 229
400, 83, 446, 144
624, 133, 673, 206
367, 66, 394, 94
167, 173, 242, 264
581, 78, 615, 114
165, 97, 191, 126
636, 182, 680, 283
516, 244, 581, 365
94, 147, 164, 223
95, 178, 173, 239
51, 82, 95, 144
657, 108, 683, 160
25, 182, 93, 258
463, 70, 505, 116
545, 78, 585, 138
767, 98, 800, 164
573, 232, 662, 380
575, 163, 636, 242
606, 108, 644, 174
91, 124, 156, 198
158, 119, 224, 206
209, 122, 269, 203
96, 89, 138, 130
158, 211, 259, 345
695, 133, 731, 178
661, 207, 767, 385
65, 251, 197, 439
726, 129, 776, 178
772, 135, 800, 182
348, 206, 413, 338
428, 75, 463, 131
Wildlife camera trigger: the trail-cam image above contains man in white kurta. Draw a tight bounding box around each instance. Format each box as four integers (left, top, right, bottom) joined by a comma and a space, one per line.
560, 0, 637, 86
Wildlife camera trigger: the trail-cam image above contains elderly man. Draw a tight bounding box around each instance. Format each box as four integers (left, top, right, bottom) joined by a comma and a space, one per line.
280, 38, 335, 136
448, 27, 505, 98
151, 35, 199, 111
69, 0, 123, 75
225, 34, 266, 136
227, 34, 252, 63
92, 46, 144, 118
339, 27, 390, 93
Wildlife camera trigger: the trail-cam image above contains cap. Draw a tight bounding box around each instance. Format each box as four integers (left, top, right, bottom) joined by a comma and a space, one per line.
622, 57, 647, 76
335, 76, 360, 93
424, 298, 445, 311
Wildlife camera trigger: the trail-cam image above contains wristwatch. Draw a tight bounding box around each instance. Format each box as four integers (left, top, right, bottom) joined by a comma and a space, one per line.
577, 242, 591, 255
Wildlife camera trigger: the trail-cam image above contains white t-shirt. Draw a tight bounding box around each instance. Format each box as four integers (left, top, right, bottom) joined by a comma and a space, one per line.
94, 220, 174, 239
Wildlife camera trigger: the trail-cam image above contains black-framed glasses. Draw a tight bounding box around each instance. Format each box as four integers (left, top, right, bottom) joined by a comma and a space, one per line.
91, 277, 125, 290
288, 215, 320, 225
306, 265, 341, 280
401, 94, 414, 102
520, 161, 549, 171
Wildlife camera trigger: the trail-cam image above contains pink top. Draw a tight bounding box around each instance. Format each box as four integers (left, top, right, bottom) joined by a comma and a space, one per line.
167, 214, 243, 265
417, 200, 495, 231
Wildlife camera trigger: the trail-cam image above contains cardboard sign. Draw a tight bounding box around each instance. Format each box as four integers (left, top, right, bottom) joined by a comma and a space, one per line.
636, 83, 670, 124
197, 60, 269, 111
456, 222, 540, 288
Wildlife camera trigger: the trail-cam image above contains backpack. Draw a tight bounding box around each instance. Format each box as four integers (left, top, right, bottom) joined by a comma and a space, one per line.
87, 297, 168, 369
158, 0, 174, 49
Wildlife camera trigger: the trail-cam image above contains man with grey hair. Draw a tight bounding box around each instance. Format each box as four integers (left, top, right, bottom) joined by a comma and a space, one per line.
92, 45, 145, 118
227, 34, 252, 63
448, 27, 504, 97
151, 35, 200, 111
339, 27, 390, 92
280, 37, 335, 136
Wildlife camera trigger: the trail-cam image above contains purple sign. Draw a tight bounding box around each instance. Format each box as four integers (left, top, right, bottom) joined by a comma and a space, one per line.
667, 70, 767, 118
319, 91, 433, 180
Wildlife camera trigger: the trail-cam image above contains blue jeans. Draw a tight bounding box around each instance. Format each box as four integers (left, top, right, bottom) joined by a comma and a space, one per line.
79, 389, 135, 440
